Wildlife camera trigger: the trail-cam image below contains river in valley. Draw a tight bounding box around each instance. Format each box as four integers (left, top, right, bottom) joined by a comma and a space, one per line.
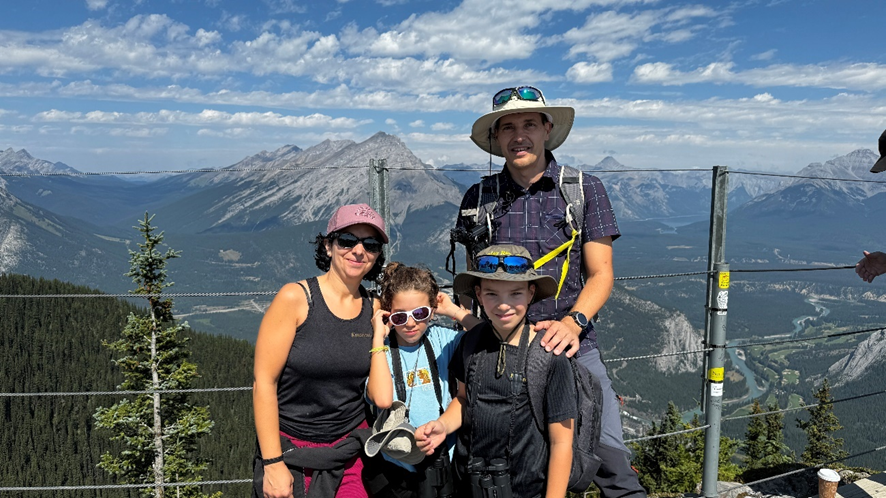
682, 298, 830, 421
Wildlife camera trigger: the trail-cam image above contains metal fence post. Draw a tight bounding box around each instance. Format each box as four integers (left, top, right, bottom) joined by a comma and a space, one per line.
701, 166, 728, 496
701, 166, 729, 407
368, 158, 391, 261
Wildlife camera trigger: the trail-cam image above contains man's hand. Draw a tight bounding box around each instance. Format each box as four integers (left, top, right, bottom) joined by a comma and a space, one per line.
536, 317, 582, 357
856, 251, 886, 283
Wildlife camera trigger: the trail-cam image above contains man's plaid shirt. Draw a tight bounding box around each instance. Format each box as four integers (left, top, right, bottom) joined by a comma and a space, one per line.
456, 152, 620, 349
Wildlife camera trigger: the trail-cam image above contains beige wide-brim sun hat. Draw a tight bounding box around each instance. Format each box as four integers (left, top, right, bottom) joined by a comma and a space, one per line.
872, 129, 886, 173
470, 90, 575, 157
453, 244, 557, 304
364, 400, 426, 466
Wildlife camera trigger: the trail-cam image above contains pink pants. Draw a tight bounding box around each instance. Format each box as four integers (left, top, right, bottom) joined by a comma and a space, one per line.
281, 420, 369, 498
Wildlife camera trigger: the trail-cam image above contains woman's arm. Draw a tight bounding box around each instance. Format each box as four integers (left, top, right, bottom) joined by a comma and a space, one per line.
546, 419, 574, 498
366, 308, 394, 409
253, 282, 307, 498
415, 380, 466, 455
435, 292, 483, 330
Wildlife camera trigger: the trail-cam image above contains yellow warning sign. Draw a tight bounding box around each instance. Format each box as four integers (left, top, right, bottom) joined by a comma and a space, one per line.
718, 272, 730, 289
708, 367, 724, 382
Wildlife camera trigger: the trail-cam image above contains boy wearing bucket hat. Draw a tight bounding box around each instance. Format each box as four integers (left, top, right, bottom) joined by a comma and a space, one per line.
416, 245, 577, 498
454, 87, 644, 497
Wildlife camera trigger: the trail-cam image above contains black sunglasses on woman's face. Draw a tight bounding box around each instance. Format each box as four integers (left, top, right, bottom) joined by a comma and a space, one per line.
333, 232, 383, 254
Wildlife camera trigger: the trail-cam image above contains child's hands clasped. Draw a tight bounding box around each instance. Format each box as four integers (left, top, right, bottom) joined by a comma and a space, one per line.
415, 420, 447, 456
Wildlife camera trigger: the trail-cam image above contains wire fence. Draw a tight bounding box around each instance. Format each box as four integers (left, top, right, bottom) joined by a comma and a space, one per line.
2, 164, 885, 492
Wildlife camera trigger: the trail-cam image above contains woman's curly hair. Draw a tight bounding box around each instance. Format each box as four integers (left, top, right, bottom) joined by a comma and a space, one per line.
312, 232, 386, 283
379, 262, 439, 311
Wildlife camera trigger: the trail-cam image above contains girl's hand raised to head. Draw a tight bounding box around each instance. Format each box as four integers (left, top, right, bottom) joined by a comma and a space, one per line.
372, 308, 391, 340
435, 291, 460, 318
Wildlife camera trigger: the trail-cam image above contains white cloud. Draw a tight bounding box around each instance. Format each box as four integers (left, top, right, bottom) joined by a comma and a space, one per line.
409, 120, 425, 128
197, 128, 253, 137
431, 122, 455, 131
567, 62, 613, 83
219, 12, 246, 32
631, 61, 886, 91
108, 127, 169, 138
85, 0, 109, 11
0, 80, 494, 113
338, 0, 658, 64
385, 118, 397, 125
559, 6, 720, 62
262, 0, 307, 15
751, 49, 777, 61
32, 108, 369, 129
632, 61, 735, 85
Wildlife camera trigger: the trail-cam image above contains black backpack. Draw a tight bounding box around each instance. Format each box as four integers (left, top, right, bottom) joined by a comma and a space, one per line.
461, 323, 603, 493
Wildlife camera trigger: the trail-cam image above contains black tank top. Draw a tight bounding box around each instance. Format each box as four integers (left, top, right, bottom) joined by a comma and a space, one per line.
276, 277, 373, 442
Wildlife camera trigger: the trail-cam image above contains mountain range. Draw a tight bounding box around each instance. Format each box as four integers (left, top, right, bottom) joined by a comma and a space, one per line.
1, 137, 885, 445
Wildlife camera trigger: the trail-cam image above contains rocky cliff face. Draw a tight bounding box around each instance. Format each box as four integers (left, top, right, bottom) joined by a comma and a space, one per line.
827, 330, 886, 387
607, 286, 704, 374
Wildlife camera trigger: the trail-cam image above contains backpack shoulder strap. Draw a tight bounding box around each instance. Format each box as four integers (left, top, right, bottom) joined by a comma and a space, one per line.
459, 174, 500, 239
525, 332, 553, 432
422, 336, 445, 415
460, 324, 486, 394
388, 334, 408, 403
557, 164, 585, 236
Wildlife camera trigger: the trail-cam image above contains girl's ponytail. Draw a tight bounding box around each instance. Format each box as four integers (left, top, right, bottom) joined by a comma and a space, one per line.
379, 262, 439, 311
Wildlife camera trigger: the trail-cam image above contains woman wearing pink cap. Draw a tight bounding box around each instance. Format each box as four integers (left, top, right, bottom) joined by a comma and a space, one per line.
253, 203, 388, 498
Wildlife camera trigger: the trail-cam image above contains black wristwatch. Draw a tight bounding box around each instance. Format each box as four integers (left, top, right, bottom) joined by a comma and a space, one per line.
566, 311, 588, 329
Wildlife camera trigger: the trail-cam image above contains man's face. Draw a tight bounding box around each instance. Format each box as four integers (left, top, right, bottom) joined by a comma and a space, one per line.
494, 112, 552, 172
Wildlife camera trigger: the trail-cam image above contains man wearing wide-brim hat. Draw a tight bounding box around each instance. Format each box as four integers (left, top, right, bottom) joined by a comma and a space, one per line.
454, 87, 645, 497
855, 129, 886, 282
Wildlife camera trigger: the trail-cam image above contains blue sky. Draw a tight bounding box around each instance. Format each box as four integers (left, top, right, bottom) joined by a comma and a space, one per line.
1, 0, 884, 173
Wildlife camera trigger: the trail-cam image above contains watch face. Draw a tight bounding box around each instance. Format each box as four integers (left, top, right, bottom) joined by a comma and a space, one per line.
570, 312, 588, 327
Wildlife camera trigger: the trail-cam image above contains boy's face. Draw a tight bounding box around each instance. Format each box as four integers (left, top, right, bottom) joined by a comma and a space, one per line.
474, 279, 535, 330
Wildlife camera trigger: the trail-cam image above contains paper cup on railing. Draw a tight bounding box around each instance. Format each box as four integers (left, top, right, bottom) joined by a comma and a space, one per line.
817, 468, 840, 498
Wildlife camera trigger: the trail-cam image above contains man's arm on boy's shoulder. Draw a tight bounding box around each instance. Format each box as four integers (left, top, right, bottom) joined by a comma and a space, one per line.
539, 236, 614, 357
546, 419, 574, 498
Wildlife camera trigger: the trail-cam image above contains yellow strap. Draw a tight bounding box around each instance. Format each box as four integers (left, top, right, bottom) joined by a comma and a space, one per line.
533, 229, 578, 299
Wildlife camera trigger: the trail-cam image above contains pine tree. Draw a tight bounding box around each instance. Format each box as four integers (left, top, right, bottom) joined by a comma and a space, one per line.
797, 378, 848, 465
743, 400, 767, 468
93, 214, 220, 498
761, 401, 793, 466
630, 403, 739, 493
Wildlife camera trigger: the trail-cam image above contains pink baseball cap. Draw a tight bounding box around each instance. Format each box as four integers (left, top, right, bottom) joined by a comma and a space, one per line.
326, 203, 389, 243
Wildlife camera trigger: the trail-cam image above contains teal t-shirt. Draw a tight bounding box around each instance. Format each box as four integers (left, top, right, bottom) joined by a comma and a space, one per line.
368, 324, 463, 472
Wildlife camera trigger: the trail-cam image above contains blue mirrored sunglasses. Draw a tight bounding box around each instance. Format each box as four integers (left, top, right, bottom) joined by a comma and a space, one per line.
492, 86, 546, 107
474, 255, 533, 274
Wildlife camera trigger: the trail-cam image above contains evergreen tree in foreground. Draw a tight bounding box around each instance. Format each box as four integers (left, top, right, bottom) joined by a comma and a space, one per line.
743, 400, 793, 470
797, 378, 848, 466
743, 400, 768, 467
94, 214, 220, 498
631, 402, 740, 493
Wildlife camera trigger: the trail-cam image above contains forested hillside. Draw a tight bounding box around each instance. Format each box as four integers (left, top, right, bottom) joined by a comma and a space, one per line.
0, 274, 254, 496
